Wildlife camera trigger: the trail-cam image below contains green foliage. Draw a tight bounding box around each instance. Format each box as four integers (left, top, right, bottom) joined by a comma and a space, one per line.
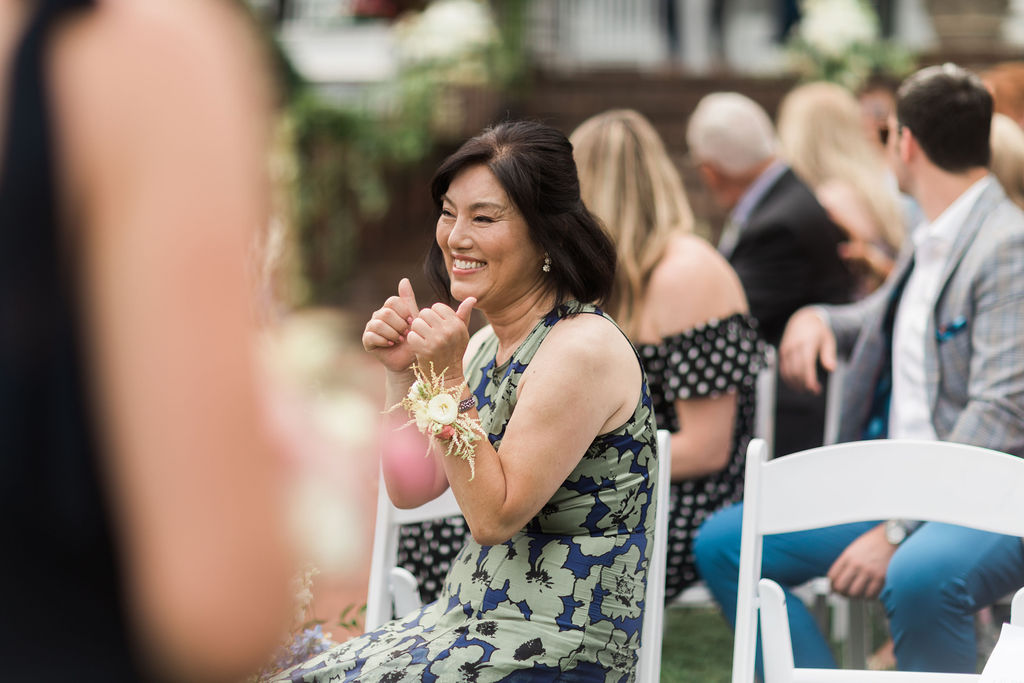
785, 0, 916, 91
786, 37, 916, 92
286, 86, 436, 304
337, 603, 367, 634
271, 1, 530, 305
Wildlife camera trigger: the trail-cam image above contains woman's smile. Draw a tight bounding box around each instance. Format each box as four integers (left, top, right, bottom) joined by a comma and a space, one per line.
452, 257, 486, 274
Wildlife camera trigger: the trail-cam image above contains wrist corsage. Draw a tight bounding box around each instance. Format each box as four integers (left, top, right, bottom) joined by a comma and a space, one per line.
392, 362, 485, 479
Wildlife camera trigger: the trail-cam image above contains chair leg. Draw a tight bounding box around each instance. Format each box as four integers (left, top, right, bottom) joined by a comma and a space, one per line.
845, 597, 870, 669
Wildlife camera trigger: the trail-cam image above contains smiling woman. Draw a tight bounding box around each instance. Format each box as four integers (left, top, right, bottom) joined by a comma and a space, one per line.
276, 121, 660, 683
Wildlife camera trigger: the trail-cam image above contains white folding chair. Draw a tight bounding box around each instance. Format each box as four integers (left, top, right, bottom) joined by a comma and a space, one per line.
638, 428, 672, 682
364, 429, 674, 683
733, 437, 1024, 683
364, 477, 460, 630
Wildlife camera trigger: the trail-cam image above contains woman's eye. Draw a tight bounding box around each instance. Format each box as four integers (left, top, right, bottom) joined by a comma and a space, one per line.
440, 208, 454, 218
474, 215, 494, 224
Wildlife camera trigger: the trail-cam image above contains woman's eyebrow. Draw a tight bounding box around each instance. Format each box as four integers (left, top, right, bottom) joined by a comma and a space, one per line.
440, 194, 506, 213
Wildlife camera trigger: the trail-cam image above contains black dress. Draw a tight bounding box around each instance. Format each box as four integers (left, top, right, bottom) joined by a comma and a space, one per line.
0, 0, 143, 679
634, 313, 764, 599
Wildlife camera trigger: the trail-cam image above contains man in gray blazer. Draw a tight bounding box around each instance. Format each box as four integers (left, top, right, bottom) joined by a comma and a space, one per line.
695, 64, 1024, 674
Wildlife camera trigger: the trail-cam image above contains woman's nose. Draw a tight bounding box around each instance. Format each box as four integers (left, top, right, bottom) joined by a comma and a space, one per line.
447, 215, 472, 247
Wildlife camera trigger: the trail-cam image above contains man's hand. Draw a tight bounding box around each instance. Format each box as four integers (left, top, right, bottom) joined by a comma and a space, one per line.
827, 523, 897, 599
780, 307, 837, 394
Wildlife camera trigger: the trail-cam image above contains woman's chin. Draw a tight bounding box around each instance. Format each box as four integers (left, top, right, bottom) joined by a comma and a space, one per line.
449, 283, 478, 304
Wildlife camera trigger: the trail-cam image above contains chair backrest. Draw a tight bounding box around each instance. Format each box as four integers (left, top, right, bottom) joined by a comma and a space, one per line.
754, 346, 776, 449
637, 428, 672, 682
365, 429, 673, 683
733, 438, 1024, 683
364, 479, 460, 630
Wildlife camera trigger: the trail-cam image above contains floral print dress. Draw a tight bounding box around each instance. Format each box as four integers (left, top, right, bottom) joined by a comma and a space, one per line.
278, 301, 658, 682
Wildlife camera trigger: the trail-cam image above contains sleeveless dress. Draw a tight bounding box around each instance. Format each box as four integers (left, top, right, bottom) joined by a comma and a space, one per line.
279, 301, 658, 682
398, 313, 764, 607
0, 0, 143, 679
635, 313, 764, 599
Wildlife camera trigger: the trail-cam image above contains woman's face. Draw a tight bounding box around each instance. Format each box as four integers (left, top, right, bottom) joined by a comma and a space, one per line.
436, 164, 546, 312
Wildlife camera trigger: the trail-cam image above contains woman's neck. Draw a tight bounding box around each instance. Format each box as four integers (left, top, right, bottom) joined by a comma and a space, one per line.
485, 289, 559, 365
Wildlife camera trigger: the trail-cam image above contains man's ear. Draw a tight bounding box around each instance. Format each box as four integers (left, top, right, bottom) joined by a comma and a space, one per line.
898, 126, 916, 165
697, 161, 721, 189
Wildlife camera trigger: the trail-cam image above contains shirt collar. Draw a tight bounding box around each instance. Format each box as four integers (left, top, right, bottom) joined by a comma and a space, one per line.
730, 159, 788, 227
912, 174, 993, 252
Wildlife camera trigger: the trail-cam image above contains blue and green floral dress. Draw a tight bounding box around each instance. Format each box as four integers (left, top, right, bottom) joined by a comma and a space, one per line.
278, 301, 658, 682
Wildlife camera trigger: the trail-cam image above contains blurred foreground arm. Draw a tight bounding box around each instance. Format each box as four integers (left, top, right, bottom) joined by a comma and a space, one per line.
57, 2, 292, 680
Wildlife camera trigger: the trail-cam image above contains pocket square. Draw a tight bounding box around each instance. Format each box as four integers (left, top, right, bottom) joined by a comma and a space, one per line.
935, 315, 968, 342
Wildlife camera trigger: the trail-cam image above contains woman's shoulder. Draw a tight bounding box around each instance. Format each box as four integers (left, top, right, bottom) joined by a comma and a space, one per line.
538, 306, 635, 369
646, 234, 748, 336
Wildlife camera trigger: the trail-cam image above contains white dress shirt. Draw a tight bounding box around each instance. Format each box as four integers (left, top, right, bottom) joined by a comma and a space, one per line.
888, 175, 993, 440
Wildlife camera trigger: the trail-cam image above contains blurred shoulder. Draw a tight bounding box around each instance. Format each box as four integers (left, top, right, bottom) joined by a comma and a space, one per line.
52, 0, 269, 126
59, 0, 258, 60
51, 0, 271, 211
647, 233, 748, 335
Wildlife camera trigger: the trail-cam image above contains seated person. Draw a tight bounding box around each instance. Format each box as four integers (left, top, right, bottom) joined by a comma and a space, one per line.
277, 120, 658, 681
777, 81, 906, 297
694, 63, 1024, 676
570, 108, 764, 601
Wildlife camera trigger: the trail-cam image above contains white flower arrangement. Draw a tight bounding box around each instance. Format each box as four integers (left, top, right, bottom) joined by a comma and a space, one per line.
797, 0, 877, 57
787, 0, 914, 90
395, 362, 486, 479
392, 0, 500, 86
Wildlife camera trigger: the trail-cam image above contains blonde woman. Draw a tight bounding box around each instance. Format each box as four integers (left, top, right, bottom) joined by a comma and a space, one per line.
778, 81, 905, 296
990, 113, 1024, 210
570, 109, 765, 600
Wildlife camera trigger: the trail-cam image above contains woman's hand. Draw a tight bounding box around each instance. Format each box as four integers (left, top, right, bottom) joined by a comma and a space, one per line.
406, 297, 477, 383
362, 278, 421, 373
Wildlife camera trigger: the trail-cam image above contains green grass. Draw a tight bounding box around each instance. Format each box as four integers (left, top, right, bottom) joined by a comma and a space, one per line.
659, 606, 734, 682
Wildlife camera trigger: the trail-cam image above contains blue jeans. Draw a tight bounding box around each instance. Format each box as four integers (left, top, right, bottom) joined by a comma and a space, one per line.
693, 503, 1024, 676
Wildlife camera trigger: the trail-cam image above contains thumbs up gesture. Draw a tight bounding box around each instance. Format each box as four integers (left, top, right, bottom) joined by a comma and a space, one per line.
362, 278, 423, 373
406, 294, 477, 384
363, 278, 476, 380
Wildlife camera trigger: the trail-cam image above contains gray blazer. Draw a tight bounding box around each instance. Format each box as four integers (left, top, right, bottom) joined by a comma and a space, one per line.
822, 180, 1024, 454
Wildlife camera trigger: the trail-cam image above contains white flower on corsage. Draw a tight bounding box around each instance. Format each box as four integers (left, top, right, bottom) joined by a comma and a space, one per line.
392, 362, 486, 480
427, 394, 458, 425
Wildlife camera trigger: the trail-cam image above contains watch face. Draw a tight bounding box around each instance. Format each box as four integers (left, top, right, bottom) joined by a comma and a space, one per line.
885, 520, 906, 545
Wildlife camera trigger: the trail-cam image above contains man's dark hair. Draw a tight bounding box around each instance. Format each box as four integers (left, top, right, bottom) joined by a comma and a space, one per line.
896, 63, 993, 172
425, 120, 616, 306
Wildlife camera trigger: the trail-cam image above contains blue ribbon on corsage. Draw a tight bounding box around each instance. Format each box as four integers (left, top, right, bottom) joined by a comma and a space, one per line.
935, 315, 967, 342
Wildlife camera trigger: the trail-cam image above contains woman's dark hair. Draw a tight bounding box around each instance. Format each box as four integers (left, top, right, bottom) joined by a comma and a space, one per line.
897, 63, 993, 173
425, 120, 616, 306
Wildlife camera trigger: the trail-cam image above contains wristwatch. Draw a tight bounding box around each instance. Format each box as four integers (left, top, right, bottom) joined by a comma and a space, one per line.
884, 519, 909, 546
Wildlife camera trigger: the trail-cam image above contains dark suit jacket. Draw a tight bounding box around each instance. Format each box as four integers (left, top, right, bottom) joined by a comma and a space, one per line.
727, 168, 854, 455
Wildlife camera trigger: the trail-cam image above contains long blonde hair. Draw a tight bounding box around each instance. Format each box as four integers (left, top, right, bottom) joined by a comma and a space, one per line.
570, 109, 694, 337
991, 113, 1024, 210
777, 82, 904, 252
